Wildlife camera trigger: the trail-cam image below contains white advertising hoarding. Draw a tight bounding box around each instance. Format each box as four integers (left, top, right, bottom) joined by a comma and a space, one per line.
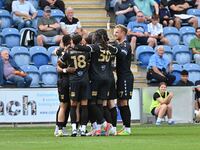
0, 88, 59, 123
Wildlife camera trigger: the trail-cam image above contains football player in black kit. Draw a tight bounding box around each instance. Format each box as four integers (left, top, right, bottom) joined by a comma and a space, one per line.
114, 25, 134, 135
54, 35, 76, 137
74, 30, 118, 136
58, 34, 90, 137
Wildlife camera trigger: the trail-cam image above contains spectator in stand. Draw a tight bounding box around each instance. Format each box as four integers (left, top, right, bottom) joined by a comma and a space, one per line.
148, 15, 169, 45
60, 7, 87, 36
39, 0, 65, 13
0, 49, 32, 88
37, 6, 62, 46
189, 27, 200, 65
134, 0, 159, 20
168, 0, 198, 29
114, 0, 139, 25
146, 45, 176, 86
176, 70, 194, 86
150, 82, 174, 125
127, 11, 156, 55
4, 0, 14, 12
159, 1, 174, 27
194, 80, 200, 122
12, 0, 37, 30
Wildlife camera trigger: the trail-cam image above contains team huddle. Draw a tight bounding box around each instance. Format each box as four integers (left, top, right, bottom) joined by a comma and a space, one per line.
54, 25, 134, 137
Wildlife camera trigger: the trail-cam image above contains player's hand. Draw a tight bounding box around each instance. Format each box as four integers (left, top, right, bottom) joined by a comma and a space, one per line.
65, 67, 76, 73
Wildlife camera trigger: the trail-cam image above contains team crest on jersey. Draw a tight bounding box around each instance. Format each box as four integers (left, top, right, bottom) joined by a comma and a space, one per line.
77, 71, 83, 76
101, 65, 106, 71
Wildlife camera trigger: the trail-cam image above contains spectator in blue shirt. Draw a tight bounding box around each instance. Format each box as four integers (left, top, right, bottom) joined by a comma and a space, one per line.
146, 45, 176, 86
127, 11, 156, 55
0, 49, 32, 88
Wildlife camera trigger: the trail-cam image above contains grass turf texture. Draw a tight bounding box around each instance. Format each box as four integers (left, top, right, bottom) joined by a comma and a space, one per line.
0, 124, 200, 150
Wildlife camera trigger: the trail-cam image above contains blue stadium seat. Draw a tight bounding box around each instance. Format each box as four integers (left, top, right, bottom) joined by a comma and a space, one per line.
179, 26, 195, 46
0, 9, 12, 29
51, 9, 65, 22
20, 27, 37, 46
10, 46, 30, 66
29, 46, 50, 68
0, 46, 10, 52
172, 45, 192, 65
48, 46, 59, 66
187, 9, 200, 27
2, 28, 20, 48
136, 45, 154, 68
172, 64, 183, 85
0, 33, 3, 46
39, 65, 57, 87
183, 63, 200, 84
163, 27, 180, 46
32, 9, 44, 28
21, 65, 41, 87
155, 45, 173, 62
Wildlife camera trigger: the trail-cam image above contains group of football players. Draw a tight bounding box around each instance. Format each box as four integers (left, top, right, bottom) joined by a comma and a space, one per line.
53, 24, 134, 137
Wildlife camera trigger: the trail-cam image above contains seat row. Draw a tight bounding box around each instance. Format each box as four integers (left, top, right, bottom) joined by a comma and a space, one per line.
136, 45, 194, 67
0, 9, 64, 29
172, 63, 200, 84
0, 45, 59, 67
21, 64, 57, 88
163, 26, 196, 47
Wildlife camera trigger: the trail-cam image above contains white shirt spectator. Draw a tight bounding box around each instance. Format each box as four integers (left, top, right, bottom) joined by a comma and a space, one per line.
148, 22, 163, 36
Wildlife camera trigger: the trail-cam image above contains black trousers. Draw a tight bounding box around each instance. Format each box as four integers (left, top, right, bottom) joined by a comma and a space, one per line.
147, 69, 176, 86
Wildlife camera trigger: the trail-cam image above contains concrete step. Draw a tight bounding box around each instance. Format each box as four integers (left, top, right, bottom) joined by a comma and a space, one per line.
78, 16, 109, 23
65, 4, 105, 9
74, 10, 107, 17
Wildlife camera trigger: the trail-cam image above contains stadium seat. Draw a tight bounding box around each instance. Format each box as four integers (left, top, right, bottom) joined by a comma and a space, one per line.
2, 28, 20, 48
0, 46, 10, 52
51, 9, 65, 22
20, 27, 37, 46
0, 9, 12, 29
179, 26, 195, 46
136, 45, 154, 68
10, 46, 30, 66
0, 33, 3, 46
21, 65, 41, 87
172, 45, 192, 65
29, 46, 50, 68
183, 63, 200, 84
155, 45, 173, 62
39, 65, 57, 87
187, 9, 200, 27
172, 64, 183, 85
32, 9, 44, 28
48, 46, 59, 66
163, 27, 180, 46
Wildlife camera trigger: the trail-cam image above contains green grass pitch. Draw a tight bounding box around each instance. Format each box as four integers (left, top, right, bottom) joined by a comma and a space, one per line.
0, 124, 200, 150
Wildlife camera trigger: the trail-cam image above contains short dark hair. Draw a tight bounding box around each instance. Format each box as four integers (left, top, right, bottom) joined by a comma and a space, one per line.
71, 33, 82, 45
181, 70, 188, 76
62, 35, 71, 47
196, 27, 200, 32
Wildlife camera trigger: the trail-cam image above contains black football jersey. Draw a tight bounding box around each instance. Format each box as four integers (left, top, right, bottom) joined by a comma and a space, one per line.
116, 40, 133, 78
60, 48, 90, 81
